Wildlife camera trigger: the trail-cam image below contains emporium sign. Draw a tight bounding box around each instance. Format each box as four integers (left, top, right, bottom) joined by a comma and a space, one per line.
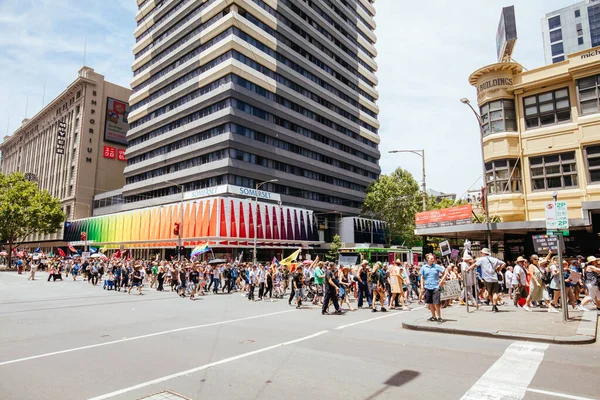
415, 204, 473, 229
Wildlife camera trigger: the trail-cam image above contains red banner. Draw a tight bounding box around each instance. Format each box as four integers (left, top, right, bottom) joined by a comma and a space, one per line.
415, 204, 472, 229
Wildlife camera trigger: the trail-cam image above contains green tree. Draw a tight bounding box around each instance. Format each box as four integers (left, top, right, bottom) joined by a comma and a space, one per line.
0, 172, 66, 267
327, 234, 342, 261
426, 196, 466, 211
362, 168, 420, 247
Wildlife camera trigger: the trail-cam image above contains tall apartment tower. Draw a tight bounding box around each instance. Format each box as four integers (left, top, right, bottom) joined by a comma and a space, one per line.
542, 0, 600, 64
125, 0, 380, 218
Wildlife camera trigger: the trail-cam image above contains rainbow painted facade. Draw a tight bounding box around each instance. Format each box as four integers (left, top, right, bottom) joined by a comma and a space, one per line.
64, 196, 320, 249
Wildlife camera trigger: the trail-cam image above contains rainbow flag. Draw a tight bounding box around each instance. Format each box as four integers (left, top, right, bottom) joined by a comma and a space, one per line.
191, 242, 210, 257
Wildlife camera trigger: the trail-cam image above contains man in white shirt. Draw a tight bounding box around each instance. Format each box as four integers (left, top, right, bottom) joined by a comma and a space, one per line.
505, 266, 514, 299
512, 256, 528, 307
470, 248, 506, 312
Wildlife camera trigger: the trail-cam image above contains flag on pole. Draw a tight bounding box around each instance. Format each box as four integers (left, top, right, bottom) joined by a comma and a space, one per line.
113, 250, 122, 259
34, 246, 41, 253
89, 246, 97, 254
191, 242, 210, 257
237, 251, 244, 263
100, 246, 107, 253
272, 257, 280, 267
57, 248, 66, 258
279, 249, 301, 266
68, 244, 78, 254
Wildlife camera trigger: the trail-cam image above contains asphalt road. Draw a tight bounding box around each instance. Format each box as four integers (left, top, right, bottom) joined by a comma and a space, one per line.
0, 271, 599, 400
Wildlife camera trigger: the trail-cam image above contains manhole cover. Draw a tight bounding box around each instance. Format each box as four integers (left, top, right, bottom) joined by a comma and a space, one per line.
138, 390, 192, 400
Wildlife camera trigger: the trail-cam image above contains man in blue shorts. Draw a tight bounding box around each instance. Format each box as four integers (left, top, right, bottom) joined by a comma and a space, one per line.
420, 254, 448, 322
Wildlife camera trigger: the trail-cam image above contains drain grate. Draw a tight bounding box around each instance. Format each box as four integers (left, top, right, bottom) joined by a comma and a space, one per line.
138, 390, 192, 400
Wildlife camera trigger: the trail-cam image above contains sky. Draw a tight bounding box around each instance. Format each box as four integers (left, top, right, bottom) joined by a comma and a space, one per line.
0, 0, 582, 198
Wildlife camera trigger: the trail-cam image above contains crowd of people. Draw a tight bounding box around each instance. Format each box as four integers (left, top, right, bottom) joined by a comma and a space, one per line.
13, 247, 600, 322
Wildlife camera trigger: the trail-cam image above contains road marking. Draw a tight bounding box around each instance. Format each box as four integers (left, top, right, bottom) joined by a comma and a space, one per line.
334, 306, 425, 330
87, 330, 329, 400
460, 341, 548, 400
0, 309, 296, 367
526, 388, 597, 400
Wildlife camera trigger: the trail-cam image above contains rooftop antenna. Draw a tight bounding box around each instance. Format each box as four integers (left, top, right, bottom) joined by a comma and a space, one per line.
83, 36, 87, 67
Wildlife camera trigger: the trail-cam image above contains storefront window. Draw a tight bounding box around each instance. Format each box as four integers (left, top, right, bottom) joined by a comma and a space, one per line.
480, 99, 516, 136
485, 159, 522, 194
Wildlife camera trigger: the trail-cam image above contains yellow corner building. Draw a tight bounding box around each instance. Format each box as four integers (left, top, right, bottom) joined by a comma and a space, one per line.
417, 47, 600, 258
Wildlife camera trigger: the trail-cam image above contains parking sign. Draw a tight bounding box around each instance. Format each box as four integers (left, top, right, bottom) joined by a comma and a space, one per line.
545, 201, 568, 231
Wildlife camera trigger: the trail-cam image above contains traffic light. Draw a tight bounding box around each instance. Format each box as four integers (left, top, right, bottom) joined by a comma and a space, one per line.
173, 222, 180, 236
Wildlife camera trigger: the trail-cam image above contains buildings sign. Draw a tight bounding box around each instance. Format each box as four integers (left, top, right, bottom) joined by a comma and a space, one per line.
415, 204, 472, 229
183, 185, 282, 202
545, 201, 569, 231
104, 97, 129, 145
476, 77, 514, 95
496, 5, 518, 62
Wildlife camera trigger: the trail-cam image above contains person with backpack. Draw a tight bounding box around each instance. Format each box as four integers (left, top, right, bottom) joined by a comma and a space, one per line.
523, 254, 553, 312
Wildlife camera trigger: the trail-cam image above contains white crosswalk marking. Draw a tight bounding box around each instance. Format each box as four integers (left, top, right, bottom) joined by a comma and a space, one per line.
461, 341, 549, 400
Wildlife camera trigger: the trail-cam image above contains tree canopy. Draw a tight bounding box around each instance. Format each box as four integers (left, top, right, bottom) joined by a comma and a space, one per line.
362, 168, 421, 247
0, 172, 65, 265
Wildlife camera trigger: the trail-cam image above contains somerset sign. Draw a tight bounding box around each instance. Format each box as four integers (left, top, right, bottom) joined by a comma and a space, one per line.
415, 204, 472, 229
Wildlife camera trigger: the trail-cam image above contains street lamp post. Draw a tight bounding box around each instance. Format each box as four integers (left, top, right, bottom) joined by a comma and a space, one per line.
389, 150, 427, 257
165, 181, 184, 261
460, 98, 492, 250
253, 179, 278, 265
75, 202, 91, 252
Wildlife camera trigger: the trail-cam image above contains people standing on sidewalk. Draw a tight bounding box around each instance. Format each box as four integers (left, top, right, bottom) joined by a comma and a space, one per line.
581, 256, 600, 310
420, 254, 448, 322
471, 248, 505, 312
505, 266, 514, 299
523, 254, 555, 312
512, 256, 528, 307
460, 255, 477, 306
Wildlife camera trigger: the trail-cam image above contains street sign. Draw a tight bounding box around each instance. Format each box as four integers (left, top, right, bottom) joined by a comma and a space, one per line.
545, 201, 569, 231
547, 230, 570, 237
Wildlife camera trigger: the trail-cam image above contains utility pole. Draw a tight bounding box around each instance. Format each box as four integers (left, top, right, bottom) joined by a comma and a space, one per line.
253, 179, 278, 265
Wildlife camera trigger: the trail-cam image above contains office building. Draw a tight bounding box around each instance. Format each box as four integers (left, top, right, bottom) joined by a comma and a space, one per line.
416, 45, 600, 258
67, 0, 381, 259
122, 0, 380, 212
542, 0, 600, 64
0, 67, 131, 247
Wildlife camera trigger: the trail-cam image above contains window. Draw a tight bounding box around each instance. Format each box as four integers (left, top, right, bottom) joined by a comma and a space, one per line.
551, 42, 564, 56
575, 9, 581, 18
485, 159, 522, 194
524, 88, 571, 128
579, 37, 585, 45
553, 56, 565, 63
585, 145, 600, 182
530, 152, 578, 190
480, 100, 516, 136
550, 29, 562, 43
69, 185, 74, 196
76, 90, 81, 99
577, 74, 600, 115
66, 206, 71, 218
548, 15, 561, 29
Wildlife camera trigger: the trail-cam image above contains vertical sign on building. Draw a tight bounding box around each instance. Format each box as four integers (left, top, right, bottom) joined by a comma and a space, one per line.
56, 120, 66, 155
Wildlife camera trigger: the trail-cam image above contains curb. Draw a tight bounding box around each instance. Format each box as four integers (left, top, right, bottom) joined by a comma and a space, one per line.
402, 313, 598, 345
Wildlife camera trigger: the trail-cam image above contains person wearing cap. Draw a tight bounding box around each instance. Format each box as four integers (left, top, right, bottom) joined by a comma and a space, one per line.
470, 248, 505, 312
581, 256, 600, 310
511, 256, 528, 307
356, 260, 372, 309
459, 255, 476, 306
523, 254, 553, 312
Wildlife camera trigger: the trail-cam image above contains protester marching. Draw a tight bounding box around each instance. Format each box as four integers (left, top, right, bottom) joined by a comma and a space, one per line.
5, 242, 600, 317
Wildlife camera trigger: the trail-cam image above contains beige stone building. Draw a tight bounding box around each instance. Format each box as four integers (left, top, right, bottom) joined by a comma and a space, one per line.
417, 47, 600, 258
0, 67, 131, 248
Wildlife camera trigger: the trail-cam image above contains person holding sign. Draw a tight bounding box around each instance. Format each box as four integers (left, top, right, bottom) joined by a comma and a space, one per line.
469, 248, 505, 312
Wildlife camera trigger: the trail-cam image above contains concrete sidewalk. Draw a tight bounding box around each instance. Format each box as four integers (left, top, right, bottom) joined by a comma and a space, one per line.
402, 303, 598, 344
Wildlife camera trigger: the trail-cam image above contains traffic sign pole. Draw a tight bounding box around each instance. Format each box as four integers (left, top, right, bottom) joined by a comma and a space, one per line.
551, 193, 569, 322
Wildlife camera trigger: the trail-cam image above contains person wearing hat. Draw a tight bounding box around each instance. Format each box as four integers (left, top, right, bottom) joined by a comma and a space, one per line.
356, 260, 372, 309
511, 256, 528, 308
469, 248, 505, 312
459, 254, 476, 306
581, 256, 600, 310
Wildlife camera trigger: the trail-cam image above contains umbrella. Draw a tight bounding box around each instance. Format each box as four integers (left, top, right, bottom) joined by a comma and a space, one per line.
302, 260, 312, 265
208, 258, 226, 265
0, 251, 7, 256
91, 253, 107, 259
